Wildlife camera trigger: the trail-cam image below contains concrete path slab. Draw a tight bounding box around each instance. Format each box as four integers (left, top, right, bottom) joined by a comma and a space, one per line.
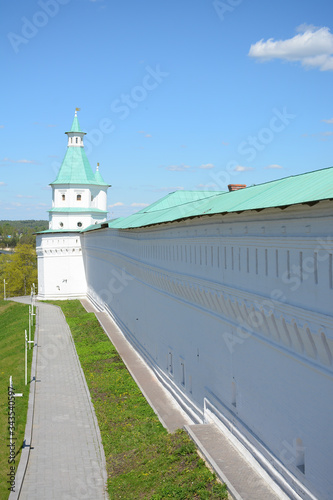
185, 424, 287, 500
10, 298, 108, 500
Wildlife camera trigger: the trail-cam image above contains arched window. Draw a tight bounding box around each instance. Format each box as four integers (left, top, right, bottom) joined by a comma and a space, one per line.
76, 137, 78, 144
77, 194, 81, 201
59, 222, 63, 228
62, 194, 65, 201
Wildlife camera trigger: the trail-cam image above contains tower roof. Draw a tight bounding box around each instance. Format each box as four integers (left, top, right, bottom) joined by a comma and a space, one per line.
94, 163, 108, 185
51, 147, 109, 185
69, 115, 82, 133
65, 108, 84, 134
51, 112, 109, 186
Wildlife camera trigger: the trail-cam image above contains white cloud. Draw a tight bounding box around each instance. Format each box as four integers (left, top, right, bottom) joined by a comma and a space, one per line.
265, 164, 283, 169
234, 165, 254, 172
130, 203, 149, 207
302, 130, 333, 141
165, 163, 214, 172
137, 130, 152, 137
108, 202, 124, 207
322, 118, 333, 124
166, 164, 192, 172
0, 182, 6, 186
2, 157, 36, 164
249, 25, 333, 71
199, 163, 214, 170
0, 125, 4, 129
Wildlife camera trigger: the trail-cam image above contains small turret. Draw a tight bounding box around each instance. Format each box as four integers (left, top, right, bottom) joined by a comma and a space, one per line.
65, 108, 86, 147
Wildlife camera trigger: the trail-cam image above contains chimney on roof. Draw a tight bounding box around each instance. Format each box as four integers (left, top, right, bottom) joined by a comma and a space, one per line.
228, 184, 246, 192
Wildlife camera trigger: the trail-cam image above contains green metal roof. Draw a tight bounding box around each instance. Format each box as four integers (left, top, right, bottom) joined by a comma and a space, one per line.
36, 229, 82, 234
140, 190, 225, 213
94, 168, 109, 186
82, 166, 333, 231
197, 165, 333, 216
67, 115, 83, 133
51, 146, 109, 186
82, 191, 225, 231
48, 207, 107, 213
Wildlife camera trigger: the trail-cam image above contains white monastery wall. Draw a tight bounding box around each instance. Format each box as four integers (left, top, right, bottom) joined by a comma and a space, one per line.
36, 233, 86, 299
81, 201, 333, 500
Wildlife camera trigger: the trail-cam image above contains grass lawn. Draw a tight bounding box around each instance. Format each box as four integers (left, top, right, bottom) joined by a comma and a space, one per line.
0, 300, 33, 500
53, 300, 228, 499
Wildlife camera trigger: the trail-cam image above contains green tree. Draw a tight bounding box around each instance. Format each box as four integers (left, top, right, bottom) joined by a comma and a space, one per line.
4, 244, 37, 297
0, 254, 9, 297
19, 230, 36, 246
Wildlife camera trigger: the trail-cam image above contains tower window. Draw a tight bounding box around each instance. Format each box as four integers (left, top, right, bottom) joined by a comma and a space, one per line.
77, 194, 81, 201
77, 222, 82, 228
62, 194, 65, 201
59, 222, 63, 228
76, 137, 78, 144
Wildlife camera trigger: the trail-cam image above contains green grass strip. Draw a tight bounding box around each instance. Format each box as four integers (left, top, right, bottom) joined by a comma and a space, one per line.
53, 300, 228, 499
0, 300, 32, 500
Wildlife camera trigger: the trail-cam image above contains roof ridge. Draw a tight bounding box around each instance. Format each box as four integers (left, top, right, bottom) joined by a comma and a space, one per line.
240, 164, 333, 191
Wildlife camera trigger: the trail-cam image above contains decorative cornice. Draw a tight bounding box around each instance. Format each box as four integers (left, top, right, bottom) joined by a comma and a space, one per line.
86, 245, 333, 374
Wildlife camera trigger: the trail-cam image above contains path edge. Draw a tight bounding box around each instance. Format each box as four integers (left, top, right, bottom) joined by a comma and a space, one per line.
8, 303, 39, 500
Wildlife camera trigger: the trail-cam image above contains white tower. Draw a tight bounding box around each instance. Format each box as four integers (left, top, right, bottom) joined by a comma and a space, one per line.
36, 110, 110, 299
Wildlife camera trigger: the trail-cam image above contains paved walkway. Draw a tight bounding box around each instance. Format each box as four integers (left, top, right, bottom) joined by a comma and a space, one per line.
81, 298, 290, 500
11, 297, 108, 500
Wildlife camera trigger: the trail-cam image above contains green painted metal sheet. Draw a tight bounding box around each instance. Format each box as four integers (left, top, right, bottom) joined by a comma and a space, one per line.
94, 168, 109, 186
36, 229, 82, 234
68, 115, 82, 133
82, 166, 333, 233
108, 166, 333, 229
51, 146, 109, 186
140, 190, 225, 213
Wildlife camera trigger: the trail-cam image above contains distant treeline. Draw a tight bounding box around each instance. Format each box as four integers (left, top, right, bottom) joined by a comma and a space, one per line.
0, 220, 48, 248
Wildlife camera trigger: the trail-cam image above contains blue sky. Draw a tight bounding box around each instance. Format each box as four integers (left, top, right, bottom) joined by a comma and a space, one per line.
1, 0, 333, 220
